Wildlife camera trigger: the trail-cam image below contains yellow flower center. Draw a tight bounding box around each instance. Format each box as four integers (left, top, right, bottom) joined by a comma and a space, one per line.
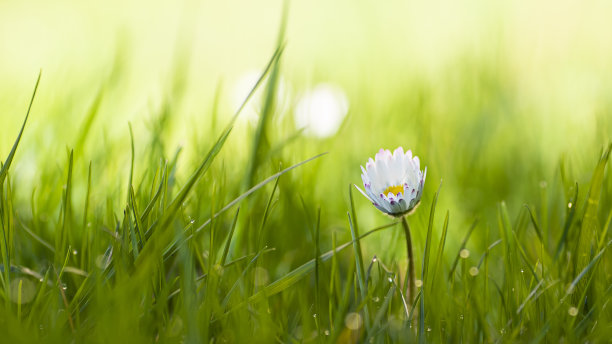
383, 184, 403, 196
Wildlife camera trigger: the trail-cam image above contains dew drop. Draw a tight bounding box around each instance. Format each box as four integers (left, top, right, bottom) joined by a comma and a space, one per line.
72, 250, 78, 255
427, 327, 432, 332
324, 330, 330, 336
568, 202, 573, 208
313, 313, 317, 318
460, 249, 470, 259
344, 312, 363, 330
568, 307, 578, 316
469, 267, 479, 276
372, 296, 380, 302
415, 279, 423, 288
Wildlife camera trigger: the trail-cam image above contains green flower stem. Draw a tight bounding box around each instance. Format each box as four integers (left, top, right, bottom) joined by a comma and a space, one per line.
401, 216, 415, 307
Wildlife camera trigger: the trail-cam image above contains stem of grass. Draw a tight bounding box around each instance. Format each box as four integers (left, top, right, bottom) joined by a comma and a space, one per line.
401, 216, 415, 313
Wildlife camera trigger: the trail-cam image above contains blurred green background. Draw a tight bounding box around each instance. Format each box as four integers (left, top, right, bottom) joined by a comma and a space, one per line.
1, 0, 612, 341
2, 0, 611, 252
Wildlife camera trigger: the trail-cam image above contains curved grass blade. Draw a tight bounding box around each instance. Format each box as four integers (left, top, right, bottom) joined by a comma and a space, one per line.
0, 71, 41, 185
523, 204, 543, 243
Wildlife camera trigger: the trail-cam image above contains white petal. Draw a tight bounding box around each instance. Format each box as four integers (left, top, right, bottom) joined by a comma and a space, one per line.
354, 184, 373, 203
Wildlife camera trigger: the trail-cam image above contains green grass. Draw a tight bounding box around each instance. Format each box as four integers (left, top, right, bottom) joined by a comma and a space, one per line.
1, 34, 612, 344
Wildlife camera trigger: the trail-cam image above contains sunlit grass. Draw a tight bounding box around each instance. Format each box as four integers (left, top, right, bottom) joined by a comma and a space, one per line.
1, 9, 612, 342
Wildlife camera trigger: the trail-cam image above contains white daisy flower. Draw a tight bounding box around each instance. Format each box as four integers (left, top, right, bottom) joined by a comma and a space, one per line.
356, 147, 427, 217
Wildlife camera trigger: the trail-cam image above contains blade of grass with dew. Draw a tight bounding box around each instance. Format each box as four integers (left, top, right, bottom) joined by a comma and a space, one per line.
80, 161, 92, 268
55, 150, 74, 265
223, 222, 397, 316
448, 219, 478, 280
554, 183, 579, 262
132, 125, 233, 275
574, 144, 611, 295
348, 185, 371, 333
419, 180, 442, 343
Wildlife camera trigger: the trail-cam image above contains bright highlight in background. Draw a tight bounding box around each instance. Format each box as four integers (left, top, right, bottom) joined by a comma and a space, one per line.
293, 83, 349, 138
231, 70, 291, 125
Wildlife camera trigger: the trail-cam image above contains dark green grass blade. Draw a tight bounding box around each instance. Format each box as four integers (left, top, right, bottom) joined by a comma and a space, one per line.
140, 162, 167, 223
422, 181, 442, 284
419, 181, 442, 343
367, 283, 396, 341
565, 239, 610, 296
255, 169, 281, 251
597, 208, 612, 250
581, 144, 611, 240
348, 185, 371, 331
219, 208, 240, 266
510, 229, 541, 283
554, 183, 579, 261
523, 204, 544, 244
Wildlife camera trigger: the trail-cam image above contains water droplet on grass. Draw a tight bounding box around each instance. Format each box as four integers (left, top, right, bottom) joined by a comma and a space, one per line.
568, 307, 578, 316
344, 312, 363, 330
